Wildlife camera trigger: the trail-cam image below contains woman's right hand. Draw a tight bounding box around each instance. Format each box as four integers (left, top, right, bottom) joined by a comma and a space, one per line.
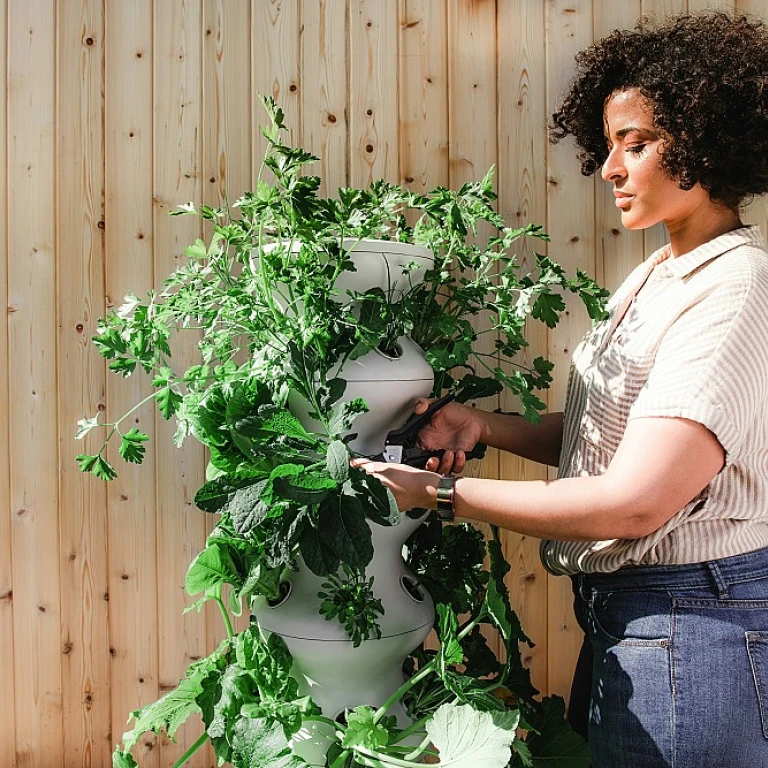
413, 398, 486, 474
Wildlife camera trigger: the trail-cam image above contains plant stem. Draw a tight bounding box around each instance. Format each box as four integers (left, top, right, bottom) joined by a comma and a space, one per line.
329, 748, 352, 768
172, 731, 208, 768
403, 733, 434, 762
215, 595, 235, 640
372, 661, 436, 725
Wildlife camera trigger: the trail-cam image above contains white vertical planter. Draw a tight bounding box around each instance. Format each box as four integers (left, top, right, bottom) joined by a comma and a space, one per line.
251, 240, 437, 765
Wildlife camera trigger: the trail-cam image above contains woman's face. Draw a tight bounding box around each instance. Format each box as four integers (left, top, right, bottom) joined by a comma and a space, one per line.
601, 89, 710, 231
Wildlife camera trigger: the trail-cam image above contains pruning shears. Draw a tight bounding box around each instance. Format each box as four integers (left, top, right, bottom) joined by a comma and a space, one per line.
370, 393, 486, 468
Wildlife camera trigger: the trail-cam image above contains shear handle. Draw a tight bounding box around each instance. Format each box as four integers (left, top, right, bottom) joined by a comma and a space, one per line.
384, 392, 455, 447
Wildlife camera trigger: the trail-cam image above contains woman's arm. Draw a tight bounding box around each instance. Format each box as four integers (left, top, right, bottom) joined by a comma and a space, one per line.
355, 415, 724, 541
473, 410, 564, 467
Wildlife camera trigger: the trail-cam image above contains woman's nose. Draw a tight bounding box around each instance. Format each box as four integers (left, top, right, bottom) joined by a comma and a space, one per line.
601, 147, 625, 182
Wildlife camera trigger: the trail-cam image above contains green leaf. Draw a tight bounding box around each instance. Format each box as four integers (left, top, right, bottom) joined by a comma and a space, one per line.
486, 530, 533, 646
231, 717, 308, 768
522, 697, 590, 767
320, 495, 373, 570
230, 480, 271, 535
425, 702, 520, 767
531, 292, 566, 329
436, 603, 464, 673
185, 542, 242, 595
156, 387, 183, 419
298, 521, 339, 577
112, 750, 138, 768
341, 705, 390, 751
326, 440, 350, 483
273, 471, 338, 505
77, 454, 118, 481
118, 428, 150, 464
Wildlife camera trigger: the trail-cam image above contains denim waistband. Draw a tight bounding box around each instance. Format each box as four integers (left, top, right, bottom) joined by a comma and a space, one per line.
571, 545, 768, 594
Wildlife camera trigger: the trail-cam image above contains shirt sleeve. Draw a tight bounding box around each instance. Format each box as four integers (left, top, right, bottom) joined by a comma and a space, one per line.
629, 267, 768, 465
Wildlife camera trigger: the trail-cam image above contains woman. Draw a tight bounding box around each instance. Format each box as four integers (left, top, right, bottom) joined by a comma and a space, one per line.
353, 12, 768, 768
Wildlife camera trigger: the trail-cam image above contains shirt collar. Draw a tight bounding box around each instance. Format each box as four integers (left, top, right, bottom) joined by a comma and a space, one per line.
652, 226, 765, 279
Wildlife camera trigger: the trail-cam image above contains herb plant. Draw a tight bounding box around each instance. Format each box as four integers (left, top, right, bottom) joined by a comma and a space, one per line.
80, 97, 605, 767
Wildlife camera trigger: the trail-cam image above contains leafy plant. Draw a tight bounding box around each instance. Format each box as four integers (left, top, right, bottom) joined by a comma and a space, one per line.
77, 96, 603, 767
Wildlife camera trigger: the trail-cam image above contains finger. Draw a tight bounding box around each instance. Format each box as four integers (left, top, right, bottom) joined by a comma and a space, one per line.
413, 397, 433, 414
349, 458, 370, 469
437, 450, 455, 475
425, 456, 440, 472
453, 450, 466, 474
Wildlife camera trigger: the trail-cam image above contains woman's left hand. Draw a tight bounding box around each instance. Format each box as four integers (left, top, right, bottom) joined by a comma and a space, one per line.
350, 458, 440, 512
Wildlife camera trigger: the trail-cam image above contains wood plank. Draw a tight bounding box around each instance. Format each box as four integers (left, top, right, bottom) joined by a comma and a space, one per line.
593, 1, 646, 294
0, 0, 15, 764
302, 0, 349, 195
252, 0, 301, 178
349, 0, 399, 187
104, 1, 159, 764
152, 2, 209, 765
7, 1, 64, 765
56, 1, 112, 765
545, 0, 596, 703
446, 0, 501, 661
398, 0, 449, 192
496, 0, 550, 697
202, 0, 254, 668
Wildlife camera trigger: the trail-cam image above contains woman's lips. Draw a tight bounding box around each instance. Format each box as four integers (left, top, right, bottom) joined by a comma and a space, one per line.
614, 192, 634, 209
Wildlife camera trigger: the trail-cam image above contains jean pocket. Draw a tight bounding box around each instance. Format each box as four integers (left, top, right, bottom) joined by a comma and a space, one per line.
746, 631, 768, 739
589, 589, 671, 647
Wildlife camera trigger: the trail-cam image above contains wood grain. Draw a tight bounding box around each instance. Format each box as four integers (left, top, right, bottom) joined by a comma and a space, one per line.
497, 0, 550, 697
7, 2, 64, 765
545, 0, 597, 702
104, 1, 159, 764
153, 2, 209, 765
302, 0, 349, 195
0, 0, 15, 764
349, 0, 399, 187
56, 0, 112, 765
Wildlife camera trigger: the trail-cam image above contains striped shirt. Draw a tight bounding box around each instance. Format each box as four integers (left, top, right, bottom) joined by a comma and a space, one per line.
541, 226, 768, 575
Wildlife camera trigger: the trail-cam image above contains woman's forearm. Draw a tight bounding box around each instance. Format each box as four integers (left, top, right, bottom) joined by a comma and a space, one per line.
475, 410, 564, 467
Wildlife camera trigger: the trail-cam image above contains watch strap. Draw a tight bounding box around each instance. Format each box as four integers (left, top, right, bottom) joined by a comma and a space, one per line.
436, 474, 456, 521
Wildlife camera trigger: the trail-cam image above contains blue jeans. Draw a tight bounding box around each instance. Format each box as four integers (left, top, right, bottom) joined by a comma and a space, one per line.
568, 546, 768, 767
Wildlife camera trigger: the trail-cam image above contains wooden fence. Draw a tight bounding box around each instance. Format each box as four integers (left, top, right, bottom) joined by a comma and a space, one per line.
1, 0, 766, 765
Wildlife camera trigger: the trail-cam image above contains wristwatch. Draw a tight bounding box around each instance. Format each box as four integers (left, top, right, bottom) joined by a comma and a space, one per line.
436, 474, 457, 521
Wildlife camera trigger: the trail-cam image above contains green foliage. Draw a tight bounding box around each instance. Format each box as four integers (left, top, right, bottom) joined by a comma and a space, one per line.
94, 95, 599, 768
318, 565, 385, 647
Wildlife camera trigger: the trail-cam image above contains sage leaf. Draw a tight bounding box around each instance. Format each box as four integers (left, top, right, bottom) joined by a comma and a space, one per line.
231, 717, 308, 768
521, 696, 590, 767
185, 542, 241, 595
425, 703, 519, 767
226, 479, 273, 534
320, 495, 373, 570
326, 439, 349, 483
298, 522, 339, 577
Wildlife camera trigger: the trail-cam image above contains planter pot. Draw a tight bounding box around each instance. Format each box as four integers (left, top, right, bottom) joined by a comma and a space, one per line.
252, 510, 433, 765
250, 237, 434, 307
288, 335, 434, 456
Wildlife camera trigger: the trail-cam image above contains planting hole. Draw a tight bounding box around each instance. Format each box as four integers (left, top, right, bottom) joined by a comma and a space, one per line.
377, 341, 403, 360
267, 580, 292, 608
400, 575, 426, 603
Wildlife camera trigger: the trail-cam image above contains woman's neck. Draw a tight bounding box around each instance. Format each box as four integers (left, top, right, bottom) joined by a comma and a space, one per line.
665, 202, 743, 258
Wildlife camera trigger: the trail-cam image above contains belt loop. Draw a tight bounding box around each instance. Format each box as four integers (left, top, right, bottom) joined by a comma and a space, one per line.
707, 561, 729, 599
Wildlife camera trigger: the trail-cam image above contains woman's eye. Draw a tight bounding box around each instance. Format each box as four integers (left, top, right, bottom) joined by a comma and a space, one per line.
627, 144, 646, 154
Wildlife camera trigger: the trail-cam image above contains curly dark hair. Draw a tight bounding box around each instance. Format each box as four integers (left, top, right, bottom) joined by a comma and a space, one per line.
550, 12, 768, 210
